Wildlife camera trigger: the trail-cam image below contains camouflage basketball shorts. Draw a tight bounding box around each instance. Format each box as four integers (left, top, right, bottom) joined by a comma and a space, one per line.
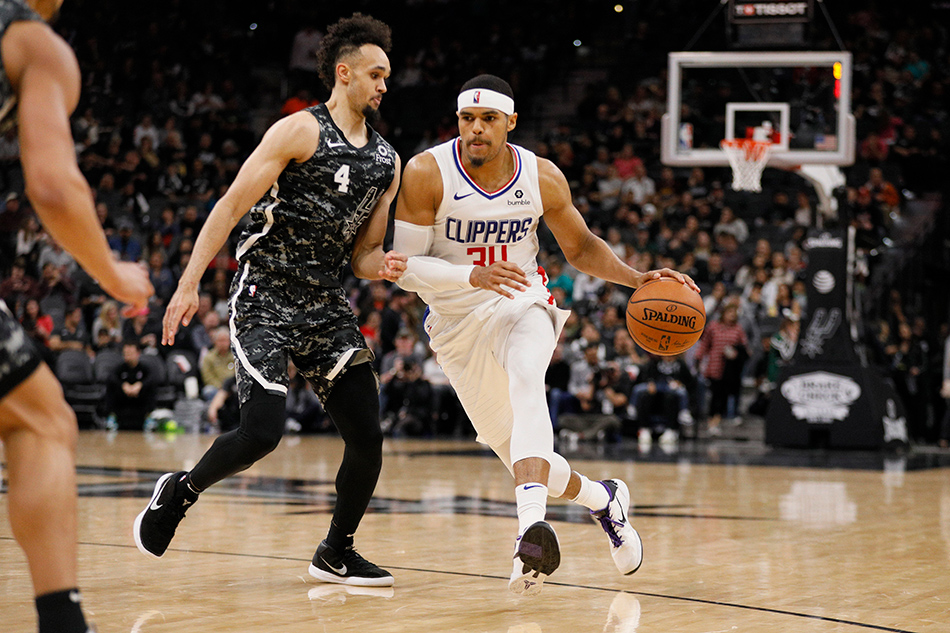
0, 299, 42, 399
229, 263, 374, 405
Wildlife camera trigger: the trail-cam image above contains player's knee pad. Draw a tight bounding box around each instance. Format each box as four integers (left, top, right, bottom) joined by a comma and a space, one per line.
546, 451, 572, 498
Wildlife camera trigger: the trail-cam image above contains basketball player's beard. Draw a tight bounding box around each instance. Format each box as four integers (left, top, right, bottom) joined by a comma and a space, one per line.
362, 105, 381, 124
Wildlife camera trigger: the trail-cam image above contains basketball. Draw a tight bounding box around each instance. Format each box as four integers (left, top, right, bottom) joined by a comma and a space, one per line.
625, 278, 705, 356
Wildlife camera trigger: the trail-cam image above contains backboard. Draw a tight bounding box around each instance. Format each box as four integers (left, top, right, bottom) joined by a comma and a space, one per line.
661, 51, 854, 168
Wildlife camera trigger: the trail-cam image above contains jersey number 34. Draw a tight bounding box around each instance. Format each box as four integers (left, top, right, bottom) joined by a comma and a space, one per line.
467, 245, 508, 266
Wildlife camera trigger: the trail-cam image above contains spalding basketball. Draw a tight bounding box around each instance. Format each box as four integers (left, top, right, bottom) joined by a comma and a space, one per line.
625, 278, 705, 356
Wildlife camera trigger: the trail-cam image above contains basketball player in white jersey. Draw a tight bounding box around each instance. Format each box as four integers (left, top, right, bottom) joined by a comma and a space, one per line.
394, 75, 699, 595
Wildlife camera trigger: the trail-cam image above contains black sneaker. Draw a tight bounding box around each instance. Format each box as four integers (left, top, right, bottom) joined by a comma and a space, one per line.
133, 472, 197, 558
309, 540, 394, 587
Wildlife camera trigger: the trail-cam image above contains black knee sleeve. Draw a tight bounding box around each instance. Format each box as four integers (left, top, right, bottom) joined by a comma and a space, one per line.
189, 383, 286, 490
324, 363, 383, 460
237, 391, 286, 458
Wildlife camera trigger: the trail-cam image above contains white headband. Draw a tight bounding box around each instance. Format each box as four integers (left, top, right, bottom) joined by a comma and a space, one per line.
457, 88, 515, 115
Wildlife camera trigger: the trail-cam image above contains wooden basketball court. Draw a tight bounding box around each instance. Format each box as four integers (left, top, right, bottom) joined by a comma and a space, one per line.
2, 431, 948, 632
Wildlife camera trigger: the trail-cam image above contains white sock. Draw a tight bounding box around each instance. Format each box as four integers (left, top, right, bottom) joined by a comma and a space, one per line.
515, 483, 548, 535
570, 475, 611, 511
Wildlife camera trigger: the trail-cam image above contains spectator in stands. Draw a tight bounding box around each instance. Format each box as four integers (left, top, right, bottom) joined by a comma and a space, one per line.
0, 193, 27, 264
281, 88, 320, 116
596, 165, 624, 215
206, 376, 240, 433
16, 214, 43, 275
767, 310, 799, 384
716, 232, 746, 279
36, 262, 76, 315
686, 167, 709, 199
38, 237, 76, 278
20, 298, 53, 361
864, 167, 900, 218
190, 306, 220, 355
108, 218, 143, 262
48, 306, 91, 357
0, 256, 38, 311
288, 24, 324, 93
200, 326, 235, 400
121, 307, 159, 353
890, 321, 929, 443
695, 302, 749, 436
379, 328, 423, 384
632, 353, 695, 446
558, 355, 626, 443
544, 257, 574, 307
147, 250, 176, 305
612, 143, 642, 180
713, 207, 748, 245
620, 162, 655, 207
381, 357, 432, 437
92, 300, 123, 348
105, 340, 156, 430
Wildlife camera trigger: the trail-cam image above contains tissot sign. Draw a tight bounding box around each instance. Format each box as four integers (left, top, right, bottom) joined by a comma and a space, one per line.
730, 0, 813, 24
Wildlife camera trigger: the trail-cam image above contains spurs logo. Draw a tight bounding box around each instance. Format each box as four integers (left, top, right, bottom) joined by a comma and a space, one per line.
800, 308, 841, 359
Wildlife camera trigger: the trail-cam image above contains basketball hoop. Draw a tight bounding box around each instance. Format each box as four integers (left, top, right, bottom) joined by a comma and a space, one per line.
720, 138, 772, 192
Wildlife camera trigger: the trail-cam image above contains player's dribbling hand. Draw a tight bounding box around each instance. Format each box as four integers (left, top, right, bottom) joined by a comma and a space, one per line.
100, 261, 154, 311
470, 261, 529, 299
638, 268, 701, 293
162, 285, 200, 346
380, 250, 407, 282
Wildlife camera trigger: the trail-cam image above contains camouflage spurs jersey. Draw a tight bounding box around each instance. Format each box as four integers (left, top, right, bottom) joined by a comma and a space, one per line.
235, 103, 398, 287
0, 0, 45, 397
0, 0, 43, 134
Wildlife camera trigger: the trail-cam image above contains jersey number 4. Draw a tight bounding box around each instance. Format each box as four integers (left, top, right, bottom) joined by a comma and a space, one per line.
334, 164, 351, 193
467, 245, 508, 266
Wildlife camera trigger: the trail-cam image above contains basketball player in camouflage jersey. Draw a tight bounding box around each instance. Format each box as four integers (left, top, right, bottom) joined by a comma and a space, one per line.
394, 75, 698, 594
135, 14, 405, 587
0, 1, 153, 631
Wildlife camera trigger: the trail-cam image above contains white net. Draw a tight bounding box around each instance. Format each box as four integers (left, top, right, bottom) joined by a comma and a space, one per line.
720, 139, 772, 192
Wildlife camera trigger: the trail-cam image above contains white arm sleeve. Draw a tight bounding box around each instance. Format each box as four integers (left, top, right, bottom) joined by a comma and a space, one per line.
393, 219, 475, 293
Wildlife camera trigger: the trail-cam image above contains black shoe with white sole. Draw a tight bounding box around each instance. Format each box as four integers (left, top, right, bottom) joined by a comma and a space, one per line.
133, 471, 197, 558
308, 540, 394, 587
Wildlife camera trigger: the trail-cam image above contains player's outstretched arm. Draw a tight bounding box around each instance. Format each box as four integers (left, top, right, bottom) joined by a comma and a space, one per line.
6, 21, 153, 309
162, 112, 318, 344
351, 154, 406, 281
538, 158, 699, 292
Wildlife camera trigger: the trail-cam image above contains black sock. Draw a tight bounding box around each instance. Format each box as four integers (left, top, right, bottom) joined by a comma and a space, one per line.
326, 520, 354, 553
36, 588, 88, 633
176, 472, 201, 500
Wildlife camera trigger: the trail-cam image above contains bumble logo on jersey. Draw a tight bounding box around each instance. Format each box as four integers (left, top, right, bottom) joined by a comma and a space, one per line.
508, 189, 531, 207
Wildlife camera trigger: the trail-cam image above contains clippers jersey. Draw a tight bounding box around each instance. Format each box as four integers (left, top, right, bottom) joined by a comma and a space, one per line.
0, 0, 43, 134
423, 137, 550, 316
236, 103, 397, 287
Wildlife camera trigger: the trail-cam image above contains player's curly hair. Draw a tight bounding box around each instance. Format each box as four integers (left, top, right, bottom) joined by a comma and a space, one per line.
317, 13, 392, 91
